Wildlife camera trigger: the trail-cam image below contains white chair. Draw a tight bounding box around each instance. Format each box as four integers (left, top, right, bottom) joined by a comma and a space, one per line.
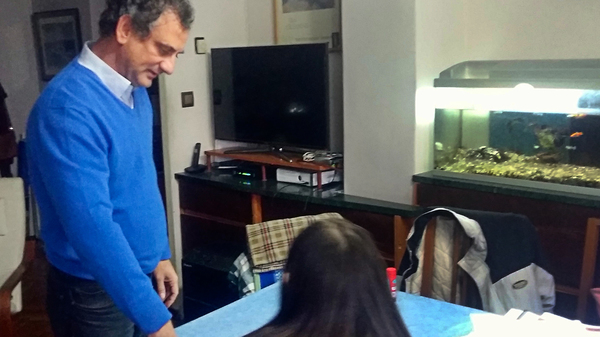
0, 178, 27, 337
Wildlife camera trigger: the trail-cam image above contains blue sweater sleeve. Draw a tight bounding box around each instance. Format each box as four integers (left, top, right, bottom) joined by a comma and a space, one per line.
162, 240, 172, 260
32, 106, 171, 333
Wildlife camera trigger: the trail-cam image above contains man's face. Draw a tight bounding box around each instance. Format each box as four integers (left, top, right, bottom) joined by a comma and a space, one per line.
121, 11, 189, 87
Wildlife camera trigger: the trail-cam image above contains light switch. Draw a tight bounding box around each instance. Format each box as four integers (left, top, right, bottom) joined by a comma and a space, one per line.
195, 37, 208, 54
181, 91, 194, 108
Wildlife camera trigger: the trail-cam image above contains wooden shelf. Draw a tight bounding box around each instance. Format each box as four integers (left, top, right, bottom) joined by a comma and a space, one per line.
205, 149, 334, 171
177, 174, 416, 270
205, 149, 337, 189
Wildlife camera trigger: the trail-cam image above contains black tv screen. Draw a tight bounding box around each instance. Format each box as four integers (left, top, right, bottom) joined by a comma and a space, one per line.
211, 43, 329, 150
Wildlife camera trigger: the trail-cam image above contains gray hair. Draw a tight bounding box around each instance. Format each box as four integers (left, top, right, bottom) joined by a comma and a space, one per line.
99, 0, 194, 38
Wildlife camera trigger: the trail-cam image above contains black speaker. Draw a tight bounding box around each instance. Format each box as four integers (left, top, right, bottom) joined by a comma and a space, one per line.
182, 241, 244, 323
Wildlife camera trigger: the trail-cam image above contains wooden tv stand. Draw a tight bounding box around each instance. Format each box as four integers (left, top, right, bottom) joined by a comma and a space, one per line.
205, 149, 337, 189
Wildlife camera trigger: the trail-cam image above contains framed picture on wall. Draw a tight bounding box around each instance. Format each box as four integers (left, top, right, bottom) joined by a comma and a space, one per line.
32, 9, 83, 81
274, 0, 342, 50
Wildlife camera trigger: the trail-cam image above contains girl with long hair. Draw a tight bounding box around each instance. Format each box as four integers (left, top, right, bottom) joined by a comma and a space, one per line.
246, 218, 411, 337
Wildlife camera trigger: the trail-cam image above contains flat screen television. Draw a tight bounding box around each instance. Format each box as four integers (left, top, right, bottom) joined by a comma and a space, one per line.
211, 43, 329, 150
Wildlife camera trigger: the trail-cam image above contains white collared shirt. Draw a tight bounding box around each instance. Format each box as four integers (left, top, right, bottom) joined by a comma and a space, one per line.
78, 41, 135, 108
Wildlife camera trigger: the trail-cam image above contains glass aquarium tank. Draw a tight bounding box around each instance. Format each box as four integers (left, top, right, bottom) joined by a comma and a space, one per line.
433, 60, 600, 190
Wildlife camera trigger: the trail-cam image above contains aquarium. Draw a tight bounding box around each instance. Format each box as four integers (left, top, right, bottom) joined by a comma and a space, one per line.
433, 60, 600, 190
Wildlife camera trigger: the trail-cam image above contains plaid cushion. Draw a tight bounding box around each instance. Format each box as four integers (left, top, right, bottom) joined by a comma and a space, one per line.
246, 213, 343, 273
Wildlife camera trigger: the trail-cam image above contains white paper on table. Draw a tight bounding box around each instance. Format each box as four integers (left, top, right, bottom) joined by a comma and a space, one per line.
464, 310, 600, 337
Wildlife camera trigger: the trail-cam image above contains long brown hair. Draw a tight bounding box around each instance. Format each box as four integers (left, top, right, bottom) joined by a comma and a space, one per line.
246, 218, 411, 337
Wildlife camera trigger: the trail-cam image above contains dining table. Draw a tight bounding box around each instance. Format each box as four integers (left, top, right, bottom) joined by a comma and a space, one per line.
176, 282, 483, 337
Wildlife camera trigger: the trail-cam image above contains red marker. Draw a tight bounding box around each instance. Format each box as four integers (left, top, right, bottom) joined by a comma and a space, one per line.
387, 267, 397, 298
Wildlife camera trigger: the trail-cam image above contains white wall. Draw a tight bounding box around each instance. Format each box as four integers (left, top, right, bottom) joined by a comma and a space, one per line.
414, 0, 467, 175
0, 0, 40, 138
342, 0, 416, 203
246, 0, 274, 46
89, 0, 104, 40
465, 0, 600, 60
161, 0, 251, 276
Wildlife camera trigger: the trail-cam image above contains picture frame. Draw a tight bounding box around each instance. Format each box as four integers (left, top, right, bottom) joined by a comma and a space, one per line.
274, 0, 342, 51
32, 9, 83, 81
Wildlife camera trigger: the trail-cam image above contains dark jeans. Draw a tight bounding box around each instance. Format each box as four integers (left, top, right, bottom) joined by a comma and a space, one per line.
47, 265, 147, 337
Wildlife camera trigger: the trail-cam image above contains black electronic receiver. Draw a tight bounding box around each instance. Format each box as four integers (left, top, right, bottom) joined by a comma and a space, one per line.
232, 164, 262, 180
185, 143, 207, 174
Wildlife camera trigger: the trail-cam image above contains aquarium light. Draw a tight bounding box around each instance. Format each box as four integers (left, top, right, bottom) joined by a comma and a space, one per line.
434, 87, 600, 114
514, 83, 535, 90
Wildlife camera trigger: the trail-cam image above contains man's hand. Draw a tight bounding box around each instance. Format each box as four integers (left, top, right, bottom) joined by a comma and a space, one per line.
149, 320, 177, 337
153, 259, 179, 307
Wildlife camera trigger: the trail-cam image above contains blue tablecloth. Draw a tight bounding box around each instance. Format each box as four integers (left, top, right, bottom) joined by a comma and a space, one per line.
176, 283, 481, 337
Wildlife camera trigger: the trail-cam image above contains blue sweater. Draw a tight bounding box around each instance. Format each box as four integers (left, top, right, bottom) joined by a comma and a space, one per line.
27, 60, 171, 333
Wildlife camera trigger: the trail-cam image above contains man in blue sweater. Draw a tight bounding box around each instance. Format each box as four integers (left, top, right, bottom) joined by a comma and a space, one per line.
26, 1, 193, 336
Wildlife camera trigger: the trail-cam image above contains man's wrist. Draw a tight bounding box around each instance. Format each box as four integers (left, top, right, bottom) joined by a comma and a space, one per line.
149, 320, 176, 337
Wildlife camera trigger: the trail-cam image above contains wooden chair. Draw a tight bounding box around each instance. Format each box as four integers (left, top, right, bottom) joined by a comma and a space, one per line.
415, 214, 600, 320
419, 218, 474, 306
420, 216, 600, 320
555, 218, 600, 321
0, 243, 33, 336
0, 178, 29, 337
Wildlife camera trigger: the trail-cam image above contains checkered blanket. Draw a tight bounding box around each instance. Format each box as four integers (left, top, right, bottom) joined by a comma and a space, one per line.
246, 213, 343, 273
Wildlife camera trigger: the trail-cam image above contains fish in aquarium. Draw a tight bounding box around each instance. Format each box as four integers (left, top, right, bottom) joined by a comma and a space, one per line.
532, 125, 564, 149
526, 124, 570, 163
434, 109, 600, 188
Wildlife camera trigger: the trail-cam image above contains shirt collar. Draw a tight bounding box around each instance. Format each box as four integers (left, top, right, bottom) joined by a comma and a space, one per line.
78, 41, 135, 108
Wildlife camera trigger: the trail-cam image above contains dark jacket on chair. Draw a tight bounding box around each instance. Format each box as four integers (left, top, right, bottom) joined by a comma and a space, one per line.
399, 207, 555, 314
